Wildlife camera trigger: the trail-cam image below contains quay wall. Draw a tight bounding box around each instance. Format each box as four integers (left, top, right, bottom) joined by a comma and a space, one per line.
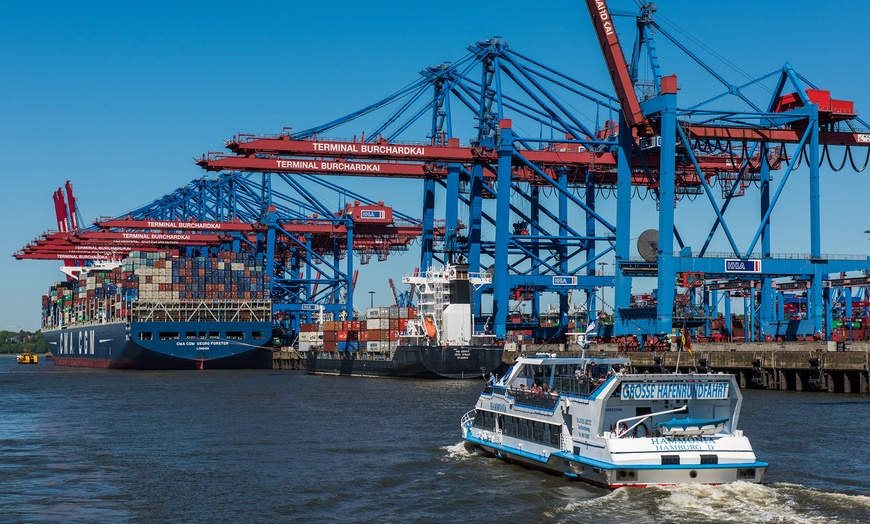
507, 341, 870, 394
273, 342, 870, 394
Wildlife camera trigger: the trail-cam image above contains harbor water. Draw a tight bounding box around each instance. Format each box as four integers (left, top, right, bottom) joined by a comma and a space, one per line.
2, 356, 869, 523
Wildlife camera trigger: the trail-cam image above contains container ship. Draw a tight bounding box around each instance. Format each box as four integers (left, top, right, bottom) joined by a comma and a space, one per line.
41, 250, 274, 370
300, 264, 505, 379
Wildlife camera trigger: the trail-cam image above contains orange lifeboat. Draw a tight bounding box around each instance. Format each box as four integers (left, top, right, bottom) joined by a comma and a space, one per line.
424, 316, 437, 338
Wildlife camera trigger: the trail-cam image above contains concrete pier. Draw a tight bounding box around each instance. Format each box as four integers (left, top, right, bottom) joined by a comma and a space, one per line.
275, 341, 870, 394
507, 341, 870, 394
272, 350, 305, 370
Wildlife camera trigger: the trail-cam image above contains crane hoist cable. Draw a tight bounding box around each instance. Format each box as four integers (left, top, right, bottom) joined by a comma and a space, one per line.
848, 145, 870, 172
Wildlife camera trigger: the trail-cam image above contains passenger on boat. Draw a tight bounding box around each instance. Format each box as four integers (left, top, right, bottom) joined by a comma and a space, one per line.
486, 373, 496, 386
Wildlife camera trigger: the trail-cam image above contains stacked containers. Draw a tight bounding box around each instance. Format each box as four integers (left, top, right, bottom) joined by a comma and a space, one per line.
298, 306, 418, 352
41, 250, 270, 329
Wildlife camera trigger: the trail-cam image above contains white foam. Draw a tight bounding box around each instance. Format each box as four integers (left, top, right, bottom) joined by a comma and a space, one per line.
655, 482, 809, 523
547, 482, 868, 523
443, 441, 477, 460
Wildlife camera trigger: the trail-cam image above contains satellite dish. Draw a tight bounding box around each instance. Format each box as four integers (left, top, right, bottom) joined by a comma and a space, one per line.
637, 229, 659, 262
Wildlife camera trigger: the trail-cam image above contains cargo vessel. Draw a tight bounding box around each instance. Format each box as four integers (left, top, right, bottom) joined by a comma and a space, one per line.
301, 264, 505, 379
461, 333, 767, 488
40, 250, 274, 370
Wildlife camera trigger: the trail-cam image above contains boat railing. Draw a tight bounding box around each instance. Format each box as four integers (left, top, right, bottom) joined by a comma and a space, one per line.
509, 389, 560, 411
553, 376, 606, 397
614, 405, 687, 439
461, 409, 477, 428
130, 299, 273, 323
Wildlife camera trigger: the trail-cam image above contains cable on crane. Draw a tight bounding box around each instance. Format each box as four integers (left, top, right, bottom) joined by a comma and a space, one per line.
848, 146, 870, 173
821, 144, 847, 172
741, 141, 760, 171
793, 145, 808, 170
638, 187, 650, 201
723, 142, 745, 174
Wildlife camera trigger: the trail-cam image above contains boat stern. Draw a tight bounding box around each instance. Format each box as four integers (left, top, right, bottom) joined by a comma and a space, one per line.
602, 433, 767, 487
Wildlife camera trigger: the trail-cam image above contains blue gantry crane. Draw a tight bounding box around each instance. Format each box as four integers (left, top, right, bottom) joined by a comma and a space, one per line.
17, 1, 870, 346
584, 0, 870, 342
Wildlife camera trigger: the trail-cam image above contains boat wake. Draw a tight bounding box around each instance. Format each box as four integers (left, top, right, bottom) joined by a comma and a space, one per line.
443, 441, 477, 460
548, 481, 870, 523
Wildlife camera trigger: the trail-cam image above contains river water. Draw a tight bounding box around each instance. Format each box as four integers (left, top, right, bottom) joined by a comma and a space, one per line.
1, 356, 869, 523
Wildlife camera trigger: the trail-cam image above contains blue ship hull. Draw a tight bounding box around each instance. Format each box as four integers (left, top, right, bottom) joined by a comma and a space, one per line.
43, 320, 273, 370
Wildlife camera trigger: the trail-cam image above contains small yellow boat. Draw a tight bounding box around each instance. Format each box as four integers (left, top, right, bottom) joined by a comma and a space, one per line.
17, 353, 38, 365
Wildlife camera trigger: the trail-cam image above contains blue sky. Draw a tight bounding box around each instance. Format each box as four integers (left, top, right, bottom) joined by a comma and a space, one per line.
3, 0, 870, 331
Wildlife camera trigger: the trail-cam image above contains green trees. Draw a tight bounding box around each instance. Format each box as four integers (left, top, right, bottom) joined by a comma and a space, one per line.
0, 330, 48, 355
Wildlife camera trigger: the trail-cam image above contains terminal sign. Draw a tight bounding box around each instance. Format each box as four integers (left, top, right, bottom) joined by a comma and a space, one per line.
552, 276, 577, 286
301, 304, 318, 311
724, 259, 761, 273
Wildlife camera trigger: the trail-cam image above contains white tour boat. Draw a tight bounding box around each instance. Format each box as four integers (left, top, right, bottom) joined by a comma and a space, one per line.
460, 334, 768, 488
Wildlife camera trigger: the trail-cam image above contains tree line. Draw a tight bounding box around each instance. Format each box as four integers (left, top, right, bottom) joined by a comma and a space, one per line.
0, 330, 48, 355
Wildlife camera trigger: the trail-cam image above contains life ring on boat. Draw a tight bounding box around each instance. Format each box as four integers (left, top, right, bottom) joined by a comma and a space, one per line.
424, 316, 437, 338
617, 422, 649, 437
633, 422, 649, 438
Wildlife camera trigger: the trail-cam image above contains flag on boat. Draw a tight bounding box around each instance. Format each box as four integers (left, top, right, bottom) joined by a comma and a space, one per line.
585, 320, 598, 336
682, 325, 693, 354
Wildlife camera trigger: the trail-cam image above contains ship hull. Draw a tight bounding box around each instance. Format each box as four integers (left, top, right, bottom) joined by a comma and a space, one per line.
43, 321, 273, 370
305, 345, 505, 379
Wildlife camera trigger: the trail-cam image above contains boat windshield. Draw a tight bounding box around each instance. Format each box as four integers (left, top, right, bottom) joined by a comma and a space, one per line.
509, 360, 619, 397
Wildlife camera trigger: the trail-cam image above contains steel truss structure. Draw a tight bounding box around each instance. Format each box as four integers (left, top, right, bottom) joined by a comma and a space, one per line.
16, 2, 870, 343
587, 1, 870, 341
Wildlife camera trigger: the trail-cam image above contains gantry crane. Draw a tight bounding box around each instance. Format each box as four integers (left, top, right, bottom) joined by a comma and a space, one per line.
583, 0, 870, 340
15, 175, 440, 335
16, 11, 870, 343
194, 36, 787, 340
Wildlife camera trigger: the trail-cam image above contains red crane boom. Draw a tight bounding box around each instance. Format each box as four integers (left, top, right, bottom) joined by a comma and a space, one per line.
583, 0, 654, 136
